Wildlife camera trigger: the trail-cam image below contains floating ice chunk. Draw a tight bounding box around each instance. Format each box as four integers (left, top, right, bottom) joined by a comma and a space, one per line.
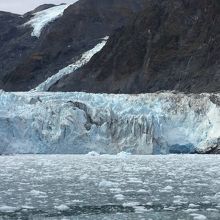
30, 190, 47, 196
190, 213, 207, 220
206, 208, 219, 212
160, 185, 173, 192
184, 209, 199, 213
61, 218, 71, 220
99, 180, 117, 188
24, 4, 70, 37
114, 194, 125, 201
201, 201, 211, 204
110, 188, 122, 193
0, 205, 17, 213
214, 192, 220, 199
116, 152, 131, 158
55, 204, 70, 211
137, 189, 147, 193
188, 203, 200, 208
163, 206, 176, 211
21, 205, 34, 210
71, 200, 81, 203
86, 151, 100, 156
134, 206, 148, 213
123, 202, 140, 207
79, 174, 89, 180
128, 177, 143, 184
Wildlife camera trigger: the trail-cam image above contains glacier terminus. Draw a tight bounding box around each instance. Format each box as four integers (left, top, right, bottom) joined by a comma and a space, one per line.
0, 91, 219, 155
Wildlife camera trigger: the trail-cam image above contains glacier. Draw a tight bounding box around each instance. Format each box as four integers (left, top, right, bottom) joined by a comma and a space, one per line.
33, 37, 109, 92
24, 4, 70, 37
0, 91, 219, 154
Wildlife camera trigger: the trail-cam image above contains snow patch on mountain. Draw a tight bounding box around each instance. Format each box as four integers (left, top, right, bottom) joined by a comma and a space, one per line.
33, 37, 109, 91
0, 91, 219, 154
24, 4, 70, 37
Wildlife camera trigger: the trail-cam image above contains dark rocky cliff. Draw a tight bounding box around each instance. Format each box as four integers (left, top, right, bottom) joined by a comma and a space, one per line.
0, 11, 33, 88
1, 0, 220, 93
51, 0, 220, 93
1, 0, 147, 91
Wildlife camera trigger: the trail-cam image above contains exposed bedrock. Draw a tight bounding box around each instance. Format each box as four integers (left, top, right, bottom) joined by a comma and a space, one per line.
52, 0, 220, 93
0, 0, 147, 91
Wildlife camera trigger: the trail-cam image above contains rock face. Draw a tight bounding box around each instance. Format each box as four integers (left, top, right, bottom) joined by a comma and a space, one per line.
0, 91, 219, 154
0, 0, 147, 91
0, 11, 32, 88
1, 0, 219, 93
52, 0, 220, 93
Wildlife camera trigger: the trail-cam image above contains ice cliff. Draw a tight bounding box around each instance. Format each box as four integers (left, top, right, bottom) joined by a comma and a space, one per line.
0, 91, 219, 154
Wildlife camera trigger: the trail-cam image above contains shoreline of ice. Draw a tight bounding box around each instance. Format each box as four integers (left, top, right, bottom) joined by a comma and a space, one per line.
0, 90, 219, 154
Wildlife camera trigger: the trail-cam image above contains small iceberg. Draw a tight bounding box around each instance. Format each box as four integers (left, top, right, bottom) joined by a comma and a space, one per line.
86, 151, 100, 156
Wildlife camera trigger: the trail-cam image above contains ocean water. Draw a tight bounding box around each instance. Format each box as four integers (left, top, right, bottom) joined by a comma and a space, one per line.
0, 154, 219, 220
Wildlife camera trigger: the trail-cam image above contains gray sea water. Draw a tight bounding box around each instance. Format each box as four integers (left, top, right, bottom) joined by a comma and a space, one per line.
0, 155, 220, 220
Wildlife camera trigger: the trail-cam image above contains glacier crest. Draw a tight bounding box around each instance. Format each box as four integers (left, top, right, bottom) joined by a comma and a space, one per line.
24, 4, 70, 38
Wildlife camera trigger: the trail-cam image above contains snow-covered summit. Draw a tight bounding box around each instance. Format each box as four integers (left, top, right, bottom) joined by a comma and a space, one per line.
24, 4, 70, 37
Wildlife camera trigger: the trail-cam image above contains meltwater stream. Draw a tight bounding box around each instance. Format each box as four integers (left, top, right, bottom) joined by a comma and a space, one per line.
0, 155, 220, 220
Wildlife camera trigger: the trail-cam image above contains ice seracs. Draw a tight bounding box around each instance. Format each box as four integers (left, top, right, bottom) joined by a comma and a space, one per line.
0, 91, 219, 154
33, 37, 109, 91
24, 4, 70, 38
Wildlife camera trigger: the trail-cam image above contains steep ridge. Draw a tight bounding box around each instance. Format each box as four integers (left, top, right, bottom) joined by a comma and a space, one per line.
1, 0, 147, 91
24, 4, 56, 15
0, 91, 219, 154
52, 0, 220, 93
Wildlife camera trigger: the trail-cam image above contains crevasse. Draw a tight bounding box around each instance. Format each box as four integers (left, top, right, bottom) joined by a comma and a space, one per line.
0, 91, 219, 154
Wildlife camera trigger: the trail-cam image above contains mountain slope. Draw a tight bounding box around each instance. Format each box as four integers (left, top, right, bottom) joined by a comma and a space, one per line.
1, 0, 147, 91
0, 11, 33, 87
0, 5, 57, 89
51, 0, 220, 93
